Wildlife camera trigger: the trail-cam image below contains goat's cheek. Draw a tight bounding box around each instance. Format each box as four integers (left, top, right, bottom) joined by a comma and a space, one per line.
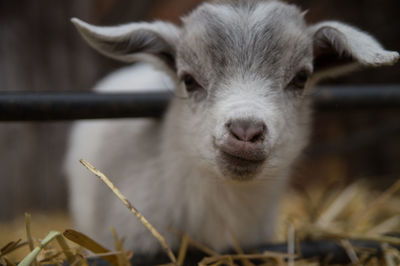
272, 108, 304, 151
187, 110, 216, 156
186, 94, 209, 115
192, 89, 207, 102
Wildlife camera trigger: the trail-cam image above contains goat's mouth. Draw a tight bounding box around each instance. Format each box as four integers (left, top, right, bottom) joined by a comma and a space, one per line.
215, 149, 267, 182
212, 137, 268, 181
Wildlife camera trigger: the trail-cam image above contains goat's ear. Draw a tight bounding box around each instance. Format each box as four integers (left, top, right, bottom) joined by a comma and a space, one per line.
71, 18, 180, 71
310, 21, 399, 82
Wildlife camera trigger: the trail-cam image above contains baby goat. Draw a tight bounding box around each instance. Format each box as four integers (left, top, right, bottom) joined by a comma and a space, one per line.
66, 0, 398, 254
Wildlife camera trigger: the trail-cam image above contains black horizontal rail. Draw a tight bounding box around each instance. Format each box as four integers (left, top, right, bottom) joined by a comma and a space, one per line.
0, 85, 399, 121
123, 238, 400, 265
0, 91, 170, 121
313, 85, 400, 110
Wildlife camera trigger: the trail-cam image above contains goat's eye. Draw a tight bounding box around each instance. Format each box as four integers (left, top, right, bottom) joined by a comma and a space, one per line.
182, 74, 201, 93
290, 70, 310, 91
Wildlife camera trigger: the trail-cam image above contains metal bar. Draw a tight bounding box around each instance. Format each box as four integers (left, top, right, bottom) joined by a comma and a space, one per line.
0, 85, 399, 121
313, 85, 400, 110
0, 91, 171, 121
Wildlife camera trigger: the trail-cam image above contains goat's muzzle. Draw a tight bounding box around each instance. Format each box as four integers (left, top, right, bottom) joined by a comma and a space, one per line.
215, 119, 268, 180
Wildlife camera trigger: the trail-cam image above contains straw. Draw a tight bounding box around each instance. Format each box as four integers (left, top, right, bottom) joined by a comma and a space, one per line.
80, 159, 177, 265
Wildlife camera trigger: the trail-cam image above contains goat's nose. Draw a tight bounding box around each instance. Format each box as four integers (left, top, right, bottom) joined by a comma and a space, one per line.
227, 119, 266, 143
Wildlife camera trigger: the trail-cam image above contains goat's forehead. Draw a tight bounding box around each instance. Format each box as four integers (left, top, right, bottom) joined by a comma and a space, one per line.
181, 1, 307, 42
178, 1, 311, 80
186, 1, 302, 25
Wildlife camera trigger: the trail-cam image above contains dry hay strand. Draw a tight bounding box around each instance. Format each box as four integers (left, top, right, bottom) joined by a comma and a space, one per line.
63, 228, 121, 264
80, 159, 177, 265
169, 227, 219, 257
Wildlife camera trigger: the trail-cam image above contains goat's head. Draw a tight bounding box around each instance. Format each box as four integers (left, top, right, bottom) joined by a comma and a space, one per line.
72, 0, 398, 182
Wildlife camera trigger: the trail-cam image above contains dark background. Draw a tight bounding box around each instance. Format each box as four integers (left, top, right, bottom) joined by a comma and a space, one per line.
0, 0, 399, 220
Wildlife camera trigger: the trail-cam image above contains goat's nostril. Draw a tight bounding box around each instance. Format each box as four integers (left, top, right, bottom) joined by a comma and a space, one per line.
248, 127, 264, 142
227, 120, 266, 143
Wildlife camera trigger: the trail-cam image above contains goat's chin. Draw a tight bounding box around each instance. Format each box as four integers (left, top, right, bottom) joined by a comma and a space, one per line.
216, 151, 265, 182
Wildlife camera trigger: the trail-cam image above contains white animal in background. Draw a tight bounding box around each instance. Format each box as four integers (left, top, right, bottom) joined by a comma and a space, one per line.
65, 0, 399, 254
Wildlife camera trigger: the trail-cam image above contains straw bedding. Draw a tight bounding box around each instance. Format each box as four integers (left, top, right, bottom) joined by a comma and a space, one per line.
1, 161, 399, 265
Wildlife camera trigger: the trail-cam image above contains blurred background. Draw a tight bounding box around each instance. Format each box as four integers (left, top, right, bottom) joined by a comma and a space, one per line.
0, 0, 399, 221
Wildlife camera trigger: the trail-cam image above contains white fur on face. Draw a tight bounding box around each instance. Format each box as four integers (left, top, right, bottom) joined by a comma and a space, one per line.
179, 72, 310, 182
